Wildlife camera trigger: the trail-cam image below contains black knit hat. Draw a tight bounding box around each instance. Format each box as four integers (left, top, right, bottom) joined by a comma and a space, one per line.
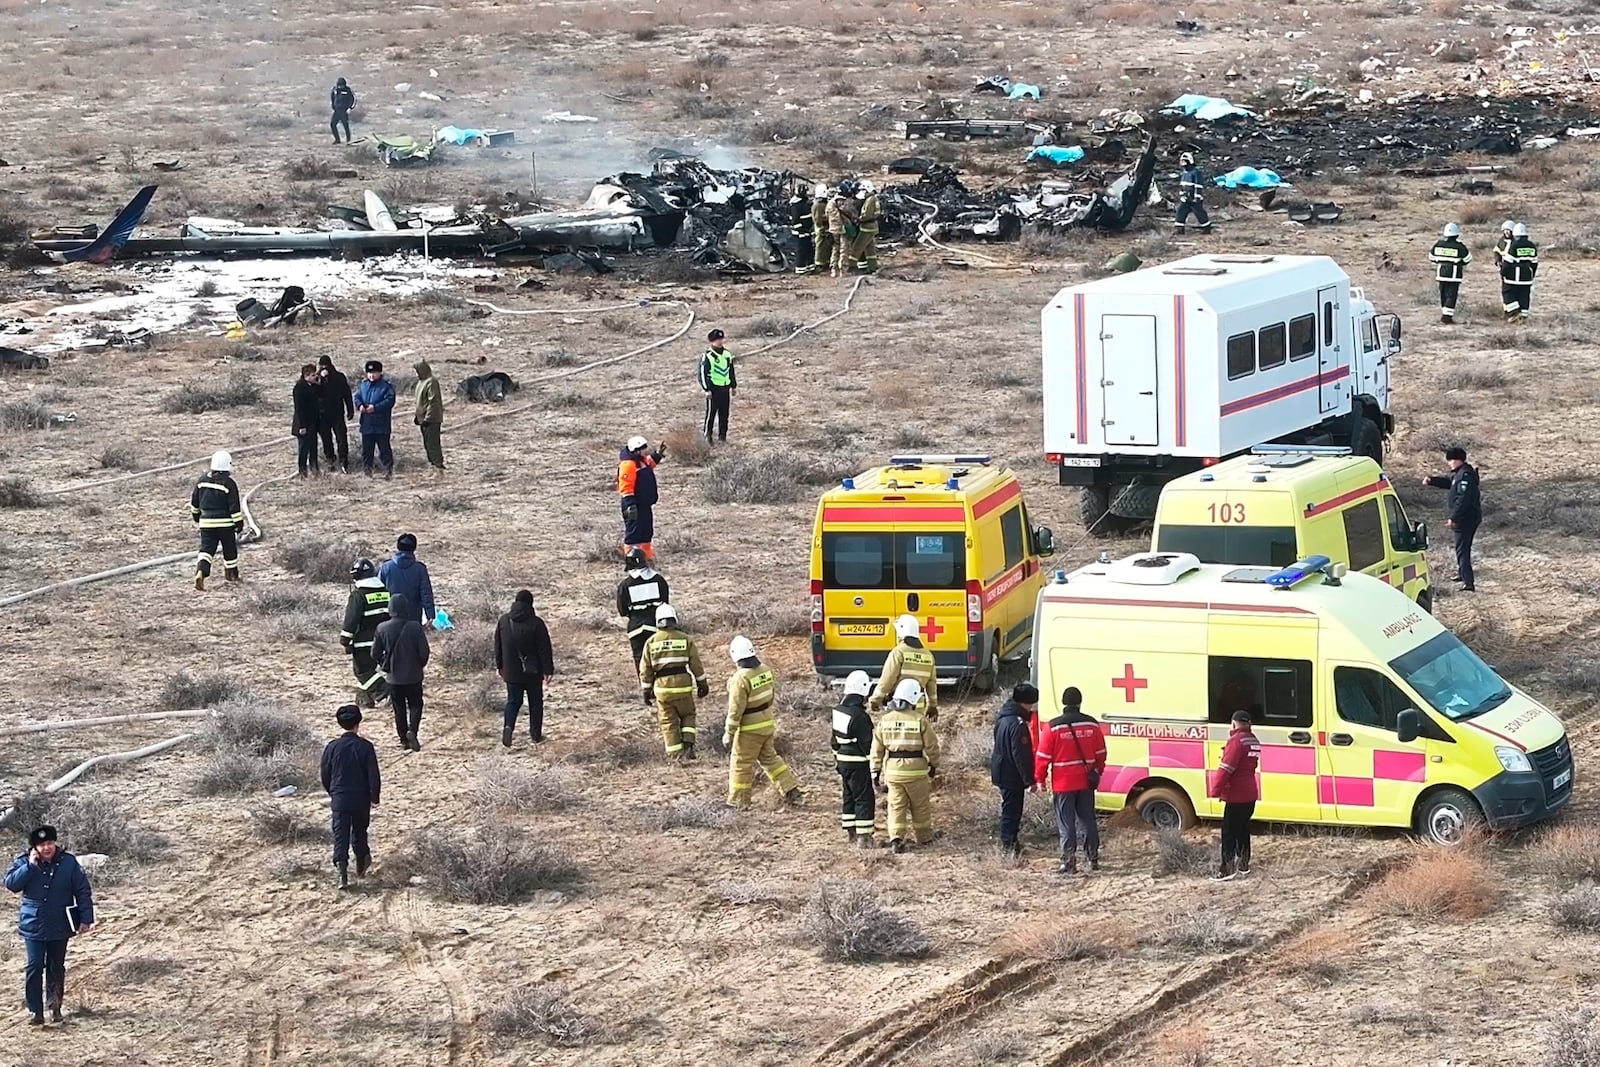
335, 704, 363, 728
365, 359, 383, 373
318, 354, 334, 369
708, 328, 725, 342
29, 826, 56, 847
1013, 683, 1039, 705
1444, 447, 1467, 462
1061, 686, 1082, 708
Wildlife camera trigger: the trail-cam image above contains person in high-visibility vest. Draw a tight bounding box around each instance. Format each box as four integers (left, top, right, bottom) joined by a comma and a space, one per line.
638, 604, 707, 760
870, 678, 941, 853
831, 670, 877, 848
339, 557, 391, 707
697, 329, 737, 445
724, 636, 802, 809
871, 614, 939, 720
617, 435, 665, 561
1427, 223, 1472, 325
616, 548, 669, 670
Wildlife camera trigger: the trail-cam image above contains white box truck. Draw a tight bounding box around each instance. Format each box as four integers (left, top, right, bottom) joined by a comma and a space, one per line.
1041, 254, 1402, 532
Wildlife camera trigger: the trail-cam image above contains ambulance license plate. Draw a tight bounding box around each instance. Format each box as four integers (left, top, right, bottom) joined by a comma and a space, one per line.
1553, 769, 1572, 790
837, 622, 885, 636
1059, 457, 1101, 467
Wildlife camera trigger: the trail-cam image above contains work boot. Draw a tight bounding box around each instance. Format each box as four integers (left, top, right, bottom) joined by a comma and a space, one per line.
1088, 854, 1101, 872
1212, 861, 1237, 882
1058, 858, 1077, 875
857, 833, 876, 850
225, 569, 241, 583
406, 731, 420, 752
683, 742, 696, 761
398, 736, 410, 750
28, 1014, 43, 1026
356, 855, 371, 878
1001, 840, 1021, 859
336, 862, 350, 890
533, 732, 546, 744
890, 838, 906, 854
50, 1007, 62, 1024
845, 829, 858, 844
783, 788, 804, 807
501, 727, 513, 749
1440, 315, 1451, 325
194, 575, 206, 592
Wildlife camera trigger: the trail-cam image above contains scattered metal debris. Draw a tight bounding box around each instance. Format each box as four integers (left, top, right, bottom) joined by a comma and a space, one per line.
0, 346, 49, 370
457, 371, 518, 402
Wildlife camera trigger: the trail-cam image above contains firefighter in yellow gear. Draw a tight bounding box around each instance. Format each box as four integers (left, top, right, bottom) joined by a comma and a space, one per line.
804, 184, 833, 276
851, 179, 881, 273
871, 678, 941, 853
723, 635, 803, 809
638, 603, 708, 760
826, 183, 859, 278
870, 614, 939, 720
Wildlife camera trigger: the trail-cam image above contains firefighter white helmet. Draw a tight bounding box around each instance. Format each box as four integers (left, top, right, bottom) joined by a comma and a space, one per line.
1500, 219, 1515, 232
844, 670, 872, 697
626, 435, 649, 452
655, 603, 678, 626
1512, 222, 1529, 237
211, 450, 232, 472
894, 614, 921, 640
1442, 222, 1461, 238
813, 183, 828, 199
729, 635, 757, 663
1180, 152, 1195, 165
892, 678, 924, 707
858, 179, 875, 194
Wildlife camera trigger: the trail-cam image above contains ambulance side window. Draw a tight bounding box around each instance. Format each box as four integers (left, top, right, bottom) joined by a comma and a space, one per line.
1341, 500, 1386, 571
1334, 666, 1407, 732
1207, 657, 1313, 728
1000, 506, 1026, 571
1383, 495, 1411, 552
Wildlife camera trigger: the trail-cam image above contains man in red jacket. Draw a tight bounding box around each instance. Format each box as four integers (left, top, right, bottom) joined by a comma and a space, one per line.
1034, 686, 1107, 875
1210, 709, 1261, 880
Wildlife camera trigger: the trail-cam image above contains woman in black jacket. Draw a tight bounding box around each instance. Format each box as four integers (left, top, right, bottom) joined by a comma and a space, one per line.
291, 363, 324, 478
495, 589, 555, 747
316, 355, 355, 474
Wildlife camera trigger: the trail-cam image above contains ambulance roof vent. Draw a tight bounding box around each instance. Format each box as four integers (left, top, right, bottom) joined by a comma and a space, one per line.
1208, 255, 1276, 264
1107, 552, 1202, 587
1163, 266, 1228, 276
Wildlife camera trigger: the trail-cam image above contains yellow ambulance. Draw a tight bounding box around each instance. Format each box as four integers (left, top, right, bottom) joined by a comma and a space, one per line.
1151, 446, 1434, 610
810, 455, 1055, 691
1030, 551, 1573, 844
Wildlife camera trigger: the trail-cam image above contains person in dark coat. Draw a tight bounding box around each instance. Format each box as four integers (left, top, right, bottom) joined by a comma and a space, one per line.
353, 360, 395, 478
990, 683, 1039, 858
831, 670, 877, 848
372, 593, 430, 751
379, 533, 435, 625
320, 704, 381, 890
291, 363, 323, 478
4, 825, 94, 1026
1035, 686, 1107, 875
330, 76, 357, 144
317, 354, 355, 474
494, 589, 555, 747
1423, 447, 1482, 592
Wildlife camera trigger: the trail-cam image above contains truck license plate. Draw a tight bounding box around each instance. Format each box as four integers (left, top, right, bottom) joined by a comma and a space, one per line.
1059, 456, 1101, 467
837, 622, 884, 636
1553, 769, 1572, 790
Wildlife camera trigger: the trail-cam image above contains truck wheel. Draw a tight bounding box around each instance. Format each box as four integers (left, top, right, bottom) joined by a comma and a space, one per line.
1133, 786, 1196, 831
1108, 482, 1161, 520
1415, 787, 1484, 846
1079, 484, 1112, 532
1355, 417, 1383, 463
1417, 589, 1433, 615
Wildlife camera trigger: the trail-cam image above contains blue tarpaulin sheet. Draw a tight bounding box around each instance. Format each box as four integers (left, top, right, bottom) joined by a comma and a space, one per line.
435, 126, 488, 146
1027, 145, 1085, 165
1214, 166, 1285, 189
1007, 82, 1041, 100
1164, 94, 1257, 122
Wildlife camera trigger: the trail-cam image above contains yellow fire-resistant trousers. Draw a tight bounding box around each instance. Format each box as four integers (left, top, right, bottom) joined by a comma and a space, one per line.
728, 728, 798, 807
656, 692, 696, 758
886, 777, 934, 844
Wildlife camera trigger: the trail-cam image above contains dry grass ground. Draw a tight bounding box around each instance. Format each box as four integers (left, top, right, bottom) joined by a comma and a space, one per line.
2, 0, 1600, 1064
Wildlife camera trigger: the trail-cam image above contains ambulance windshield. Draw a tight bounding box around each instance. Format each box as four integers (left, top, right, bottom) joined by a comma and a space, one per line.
1389, 632, 1512, 722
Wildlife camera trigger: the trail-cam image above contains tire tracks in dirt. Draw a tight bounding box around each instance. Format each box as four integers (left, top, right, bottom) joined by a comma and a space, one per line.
398, 892, 479, 1065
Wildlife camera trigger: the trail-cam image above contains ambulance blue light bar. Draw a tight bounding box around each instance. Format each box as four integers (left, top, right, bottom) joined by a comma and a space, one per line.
1263, 555, 1333, 588
888, 454, 993, 467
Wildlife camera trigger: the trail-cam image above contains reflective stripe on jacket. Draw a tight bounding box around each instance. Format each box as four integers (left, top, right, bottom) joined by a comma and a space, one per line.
340, 580, 390, 648
870, 640, 937, 713
1034, 710, 1106, 793
831, 695, 873, 764
870, 707, 939, 781
1428, 239, 1471, 282
640, 628, 703, 694
190, 473, 243, 529
727, 665, 777, 735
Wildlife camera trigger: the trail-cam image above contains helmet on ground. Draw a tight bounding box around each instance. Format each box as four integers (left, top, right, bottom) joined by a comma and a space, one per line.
1442, 222, 1461, 238
626, 435, 649, 452
1180, 152, 1195, 165
729, 635, 757, 663
624, 547, 647, 568
1513, 222, 1529, 237
655, 603, 678, 626
894, 614, 921, 640
844, 670, 872, 697
350, 557, 376, 580
813, 183, 828, 199
211, 450, 232, 472
1500, 219, 1515, 232
892, 678, 924, 707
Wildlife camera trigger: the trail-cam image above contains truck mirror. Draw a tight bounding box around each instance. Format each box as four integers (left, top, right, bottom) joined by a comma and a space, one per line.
1388, 316, 1402, 343
1412, 520, 1428, 551
1396, 708, 1420, 744
1034, 526, 1056, 558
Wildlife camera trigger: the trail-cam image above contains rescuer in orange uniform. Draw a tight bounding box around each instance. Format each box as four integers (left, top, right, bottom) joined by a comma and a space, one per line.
617, 435, 666, 560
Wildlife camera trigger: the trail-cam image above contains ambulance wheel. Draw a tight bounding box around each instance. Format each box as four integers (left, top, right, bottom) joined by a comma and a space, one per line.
1416, 787, 1484, 846
973, 637, 1000, 694
1133, 786, 1196, 831
1417, 589, 1434, 615
1354, 417, 1383, 463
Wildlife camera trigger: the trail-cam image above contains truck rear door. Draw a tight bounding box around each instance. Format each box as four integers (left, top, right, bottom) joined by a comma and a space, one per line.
1316, 285, 1343, 415
1099, 314, 1160, 446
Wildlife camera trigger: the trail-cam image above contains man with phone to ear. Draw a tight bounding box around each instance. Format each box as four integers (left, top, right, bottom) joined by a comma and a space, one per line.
5, 825, 95, 1025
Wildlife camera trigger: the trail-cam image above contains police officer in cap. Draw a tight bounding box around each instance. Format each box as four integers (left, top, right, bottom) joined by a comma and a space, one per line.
1428, 223, 1472, 324
1423, 447, 1482, 592
5, 825, 94, 1025
698, 329, 737, 445
320, 704, 382, 890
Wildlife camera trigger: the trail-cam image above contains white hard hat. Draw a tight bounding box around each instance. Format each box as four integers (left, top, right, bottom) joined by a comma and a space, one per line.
1501, 219, 1515, 231
859, 179, 875, 193
626, 435, 649, 452
813, 183, 828, 198
894, 614, 920, 640
211, 450, 232, 472
892, 678, 924, 707
844, 670, 872, 697
729, 635, 757, 663
1180, 152, 1195, 165
655, 603, 677, 625
1512, 222, 1529, 237
1442, 223, 1461, 238
855, 189, 867, 199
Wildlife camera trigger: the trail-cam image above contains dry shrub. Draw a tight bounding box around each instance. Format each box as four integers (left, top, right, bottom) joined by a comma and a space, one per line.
393, 824, 579, 904
715, 880, 782, 906
205, 698, 313, 754
1552, 886, 1600, 932
1275, 927, 1361, 984
284, 156, 333, 181
438, 624, 495, 676
1442, 367, 1511, 391
661, 424, 711, 467
277, 535, 368, 584
475, 760, 580, 812
581, 526, 622, 564
946, 725, 992, 772
745, 315, 800, 338
705, 601, 811, 640
1164, 910, 1257, 953
0, 476, 45, 509
51, 791, 166, 860
194, 746, 317, 796
97, 444, 139, 470
485, 984, 608, 1047
573, 729, 657, 768
934, 1029, 1027, 1067
1004, 919, 1135, 961
800, 880, 933, 962
0, 398, 48, 432
1458, 200, 1502, 226
160, 372, 262, 414
1542, 1009, 1600, 1067
1153, 828, 1212, 877
249, 805, 328, 845
702, 448, 857, 504
1530, 824, 1600, 887
244, 586, 326, 617
1158, 1025, 1211, 1067
659, 797, 736, 831
1365, 848, 1500, 921
107, 957, 179, 986
157, 670, 242, 710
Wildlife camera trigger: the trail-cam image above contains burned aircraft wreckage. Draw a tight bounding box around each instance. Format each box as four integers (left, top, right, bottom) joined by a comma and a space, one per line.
30, 140, 1158, 272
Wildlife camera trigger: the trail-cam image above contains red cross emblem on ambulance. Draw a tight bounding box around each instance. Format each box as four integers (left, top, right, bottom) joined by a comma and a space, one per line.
1112, 663, 1148, 703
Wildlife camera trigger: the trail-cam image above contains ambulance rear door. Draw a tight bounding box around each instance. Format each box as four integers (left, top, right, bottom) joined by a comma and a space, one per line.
895, 528, 968, 662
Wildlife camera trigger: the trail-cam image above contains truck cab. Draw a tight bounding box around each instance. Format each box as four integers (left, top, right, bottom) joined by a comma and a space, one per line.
1151, 446, 1433, 610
